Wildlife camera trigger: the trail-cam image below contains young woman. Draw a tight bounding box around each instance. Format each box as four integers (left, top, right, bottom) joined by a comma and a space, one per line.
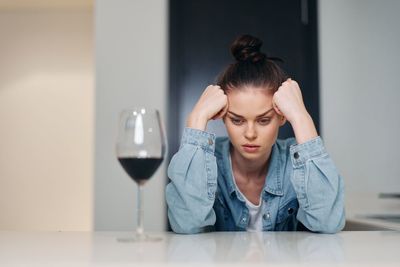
166, 35, 345, 234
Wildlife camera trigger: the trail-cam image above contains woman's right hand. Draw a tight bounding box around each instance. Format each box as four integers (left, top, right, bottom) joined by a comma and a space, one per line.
186, 85, 229, 131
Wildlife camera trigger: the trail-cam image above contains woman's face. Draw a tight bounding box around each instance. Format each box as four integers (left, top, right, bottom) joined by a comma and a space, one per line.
223, 86, 286, 161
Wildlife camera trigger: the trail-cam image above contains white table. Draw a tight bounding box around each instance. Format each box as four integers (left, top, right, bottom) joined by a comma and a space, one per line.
345, 193, 400, 231
1, 231, 399, 266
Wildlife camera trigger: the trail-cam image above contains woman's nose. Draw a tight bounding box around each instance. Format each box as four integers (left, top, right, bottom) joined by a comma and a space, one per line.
244, 124, 257, 140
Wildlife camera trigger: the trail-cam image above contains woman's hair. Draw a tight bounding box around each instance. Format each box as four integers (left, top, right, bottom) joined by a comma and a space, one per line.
217, 34, 287, 93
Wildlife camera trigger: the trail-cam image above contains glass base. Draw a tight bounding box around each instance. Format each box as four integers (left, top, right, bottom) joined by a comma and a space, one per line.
117, 233, 162, 243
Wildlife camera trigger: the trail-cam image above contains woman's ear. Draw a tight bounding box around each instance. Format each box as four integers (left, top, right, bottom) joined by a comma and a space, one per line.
279, 115, 287, 126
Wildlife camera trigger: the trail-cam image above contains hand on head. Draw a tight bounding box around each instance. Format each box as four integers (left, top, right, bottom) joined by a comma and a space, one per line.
272, 78, 308, 124
187, 85, 228, 131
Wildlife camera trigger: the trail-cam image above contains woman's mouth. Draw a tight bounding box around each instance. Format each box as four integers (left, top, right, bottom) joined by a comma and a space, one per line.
242, 144, 260, 153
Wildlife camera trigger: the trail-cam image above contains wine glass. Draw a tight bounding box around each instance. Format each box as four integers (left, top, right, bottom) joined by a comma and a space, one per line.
116, 107, 166, 242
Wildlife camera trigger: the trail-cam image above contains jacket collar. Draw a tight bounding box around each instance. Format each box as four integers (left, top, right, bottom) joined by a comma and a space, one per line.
217, 138, 283, 198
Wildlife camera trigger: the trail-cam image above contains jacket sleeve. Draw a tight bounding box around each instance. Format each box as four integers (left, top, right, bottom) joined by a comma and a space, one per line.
166, 128, 218, 234
289, 137, 346, 233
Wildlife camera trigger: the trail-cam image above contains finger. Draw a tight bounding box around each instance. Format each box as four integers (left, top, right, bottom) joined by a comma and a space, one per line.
220, 101, 229, 119
212, 101, 229, 120
272, 101, 283, 116
211, 109, 223, 120
279, 115, 287, 125
283, 78, 291, 85
279, 79, 289, 88
211, 104, 225, 120
212, 94, 228, 119
205, 85, 221, 93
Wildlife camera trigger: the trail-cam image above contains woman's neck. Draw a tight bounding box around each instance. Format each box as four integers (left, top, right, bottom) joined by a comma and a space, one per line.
230, 146, 271, 182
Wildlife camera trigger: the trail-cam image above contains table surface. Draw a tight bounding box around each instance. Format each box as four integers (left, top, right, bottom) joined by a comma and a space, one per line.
345, 192, 400, 231
1, 231, 400, 267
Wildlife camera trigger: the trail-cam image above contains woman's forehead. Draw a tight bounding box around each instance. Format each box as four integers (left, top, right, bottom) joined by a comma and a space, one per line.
227, 89, 274, 117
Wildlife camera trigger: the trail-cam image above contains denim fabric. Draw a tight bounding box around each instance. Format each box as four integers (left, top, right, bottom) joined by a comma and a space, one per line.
166, 127, 345, 234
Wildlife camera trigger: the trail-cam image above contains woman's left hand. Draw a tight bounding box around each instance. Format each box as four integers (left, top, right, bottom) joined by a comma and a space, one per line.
272, 78, 308, 124
273, 78, 318, 144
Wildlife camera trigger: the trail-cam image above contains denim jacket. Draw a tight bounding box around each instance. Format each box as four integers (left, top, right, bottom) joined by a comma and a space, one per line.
166, 127, 345, 234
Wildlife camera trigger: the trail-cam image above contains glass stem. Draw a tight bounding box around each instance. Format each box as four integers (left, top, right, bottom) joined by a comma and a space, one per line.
136, 184, 144, 236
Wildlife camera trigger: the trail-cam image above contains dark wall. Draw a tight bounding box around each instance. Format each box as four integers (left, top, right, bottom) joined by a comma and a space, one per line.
168, 0, 320, 157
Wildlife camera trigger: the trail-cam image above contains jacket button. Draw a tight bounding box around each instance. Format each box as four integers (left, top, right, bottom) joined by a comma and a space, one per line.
263, 213, 270, 220
288, 208, 294, 214
294, 152, 299, 159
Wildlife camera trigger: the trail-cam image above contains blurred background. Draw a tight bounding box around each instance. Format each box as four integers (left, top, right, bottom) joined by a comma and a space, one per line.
0, 0, 399, 231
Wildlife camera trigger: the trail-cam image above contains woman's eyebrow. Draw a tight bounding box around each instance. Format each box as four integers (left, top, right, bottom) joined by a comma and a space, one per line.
227, 107, 274, 118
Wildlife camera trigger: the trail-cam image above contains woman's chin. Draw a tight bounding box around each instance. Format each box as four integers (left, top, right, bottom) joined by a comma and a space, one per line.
239, 149, 268, 161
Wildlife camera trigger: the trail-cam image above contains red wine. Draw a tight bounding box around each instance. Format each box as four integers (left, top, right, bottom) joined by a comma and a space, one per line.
118, 157, 163, 185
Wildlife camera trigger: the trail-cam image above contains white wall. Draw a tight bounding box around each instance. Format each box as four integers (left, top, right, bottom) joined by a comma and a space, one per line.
0, 9, 93, 230
95, 0, 167, 230
319, 0, 400, 205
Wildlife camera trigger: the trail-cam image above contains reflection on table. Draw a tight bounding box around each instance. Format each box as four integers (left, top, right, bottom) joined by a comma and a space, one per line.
1, 231, 400, 266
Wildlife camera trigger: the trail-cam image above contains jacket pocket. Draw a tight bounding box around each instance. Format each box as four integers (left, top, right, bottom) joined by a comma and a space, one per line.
214, 193, 236, 231
275, 199, 299, 231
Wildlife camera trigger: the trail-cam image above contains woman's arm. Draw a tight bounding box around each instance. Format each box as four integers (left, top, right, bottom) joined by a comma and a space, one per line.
272, 78, 318, 144
273, 79, 345, 233
289, 137, 345, 233
166, 128, 218, 234
166, 85, 228, 234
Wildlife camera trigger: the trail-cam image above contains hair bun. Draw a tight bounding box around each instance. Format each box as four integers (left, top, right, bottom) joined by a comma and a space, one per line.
231, 34, 266, 63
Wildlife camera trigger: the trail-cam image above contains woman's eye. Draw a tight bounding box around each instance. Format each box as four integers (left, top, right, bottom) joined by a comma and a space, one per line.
258, 118, 271, 125
230, 118, 243, 125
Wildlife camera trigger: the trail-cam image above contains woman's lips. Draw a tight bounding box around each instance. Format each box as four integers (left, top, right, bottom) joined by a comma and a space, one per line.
242, 144, 260, 153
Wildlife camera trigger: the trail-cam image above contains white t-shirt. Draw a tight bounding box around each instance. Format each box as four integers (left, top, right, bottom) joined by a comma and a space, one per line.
242, 194, 264, 231
230, 157, 264, 231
